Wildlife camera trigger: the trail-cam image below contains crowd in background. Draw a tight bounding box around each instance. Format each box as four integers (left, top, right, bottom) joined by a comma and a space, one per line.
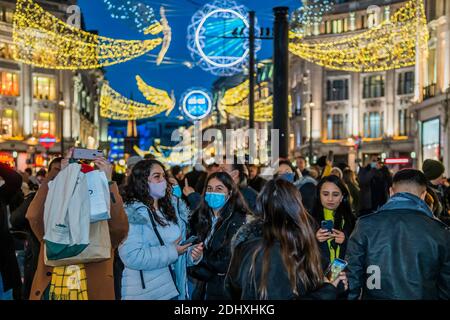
0, 151, 449, 300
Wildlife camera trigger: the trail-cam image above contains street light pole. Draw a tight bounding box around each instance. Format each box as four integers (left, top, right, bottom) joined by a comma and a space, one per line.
249, 11, 255, 131
272, 7, 290, 159
309, 102, 314, 164
59, 92, 65, 156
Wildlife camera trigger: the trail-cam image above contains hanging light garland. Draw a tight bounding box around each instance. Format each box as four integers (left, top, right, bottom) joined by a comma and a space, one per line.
13, 0, 164, 70
291, 0, 334, 35
102, 0, 157, 34
136, 75, 175, 115
289, 0, 428, 72
100, 83, 169, 120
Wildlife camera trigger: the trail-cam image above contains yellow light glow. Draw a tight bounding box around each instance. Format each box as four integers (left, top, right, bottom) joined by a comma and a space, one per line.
289, 0, 428, 72
13, 0, 165, 70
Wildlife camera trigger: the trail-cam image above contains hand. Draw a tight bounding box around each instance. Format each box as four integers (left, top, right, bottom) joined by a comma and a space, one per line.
332, 229, 346, 245
173, 236, 191, 256
61, 147, 74, 171
316, 228, 334, 242
94, 157, 113, 181
331, 272, 348, 290
191, 242, 204, 261
183, 178, 195, 197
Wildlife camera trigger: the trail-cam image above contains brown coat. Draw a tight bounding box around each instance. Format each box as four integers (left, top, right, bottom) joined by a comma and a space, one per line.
26, 180, 128, 300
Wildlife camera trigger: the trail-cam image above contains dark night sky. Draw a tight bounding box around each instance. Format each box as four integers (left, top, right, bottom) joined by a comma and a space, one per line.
78, 0, 300, 117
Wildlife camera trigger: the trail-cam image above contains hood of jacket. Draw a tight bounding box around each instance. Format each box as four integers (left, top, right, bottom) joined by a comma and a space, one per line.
295, 175, 318, 188
124, 196, 183, 225
230, 218, 263, 251
377, 192, 433, 219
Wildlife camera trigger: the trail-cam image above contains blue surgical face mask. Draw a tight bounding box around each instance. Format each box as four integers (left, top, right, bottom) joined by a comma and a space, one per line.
148, 180, 167, 200
280, 172, 295, 183
370, 162, 377, 169
172, 185, 182, 198
205, 192, 228, 210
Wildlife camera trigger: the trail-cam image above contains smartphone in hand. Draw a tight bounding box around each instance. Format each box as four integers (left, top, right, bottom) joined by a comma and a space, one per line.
321, 220, 334, 233
179, 235, 199, 246
72, 148, 103, 161
325, 258, 348, 282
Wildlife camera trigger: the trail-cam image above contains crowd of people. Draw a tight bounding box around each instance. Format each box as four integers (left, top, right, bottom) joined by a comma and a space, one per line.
0, 151, 449, 300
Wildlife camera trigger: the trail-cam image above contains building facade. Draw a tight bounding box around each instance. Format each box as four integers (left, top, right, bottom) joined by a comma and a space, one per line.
412, 0, 450, 172
290, 0, 428, 170
0, 0, 102, 170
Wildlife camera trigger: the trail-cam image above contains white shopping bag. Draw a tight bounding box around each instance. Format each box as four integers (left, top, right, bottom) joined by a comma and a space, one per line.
85, 170, 111, 223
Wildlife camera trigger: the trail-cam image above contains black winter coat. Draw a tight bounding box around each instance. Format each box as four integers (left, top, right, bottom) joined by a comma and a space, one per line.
0, 163, 22, 293
188, 203, 247, 300
225, 219, 339, 300
346, 193, 450, 300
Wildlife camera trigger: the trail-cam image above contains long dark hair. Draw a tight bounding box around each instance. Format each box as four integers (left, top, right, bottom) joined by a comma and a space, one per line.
275, 159, 299, 181
312, 175, 355, 232
250, 179, 323, 299
122, 159, 177, 226
190, 171, 249, 242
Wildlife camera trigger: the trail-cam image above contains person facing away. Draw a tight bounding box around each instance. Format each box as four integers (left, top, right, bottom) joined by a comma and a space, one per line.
311, 175, 356, 270
345, 169, 450, 300
225, 179, 348, 300
119, 159, 203, 300
188, 172, 250, 300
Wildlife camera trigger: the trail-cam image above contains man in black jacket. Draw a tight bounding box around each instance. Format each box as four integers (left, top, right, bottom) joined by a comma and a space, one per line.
0, 163, 22, 299
346, 169, 450, 300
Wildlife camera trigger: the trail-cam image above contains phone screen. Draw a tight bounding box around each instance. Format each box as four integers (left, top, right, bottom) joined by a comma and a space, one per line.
325, 258, 348, 282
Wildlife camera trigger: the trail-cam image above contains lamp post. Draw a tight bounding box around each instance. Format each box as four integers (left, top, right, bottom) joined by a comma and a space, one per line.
309, 101, 315, 165
58, 92, 65, 156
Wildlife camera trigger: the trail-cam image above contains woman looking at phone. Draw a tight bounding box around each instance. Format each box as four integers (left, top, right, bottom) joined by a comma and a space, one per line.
119, 160, 203, 300
311, 175, 356, 269
225, 179, 348, 300
188, 172, 250, 300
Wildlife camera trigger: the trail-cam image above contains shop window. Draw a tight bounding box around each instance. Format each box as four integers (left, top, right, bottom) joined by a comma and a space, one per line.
33, 75, 56, 100
0, 71, 19, 96
0, 108, 18, 137
34, 112, 55, 136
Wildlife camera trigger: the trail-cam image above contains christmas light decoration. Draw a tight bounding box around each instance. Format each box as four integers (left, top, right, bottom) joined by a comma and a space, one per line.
187, 0, 261, 76
136, 75, 175, 116
289, 0, 428, 72
100, 83, 169, 120
13, 0, 164, 70
221, 80, 249, 106
102, 0, 157, 33
152, 7, 171, 66
291, 0, 334, 35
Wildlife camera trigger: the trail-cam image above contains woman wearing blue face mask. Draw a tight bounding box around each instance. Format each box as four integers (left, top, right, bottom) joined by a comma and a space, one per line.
188, 172, 250, 300
275, 160, 299, 183
119, 160, 204, 300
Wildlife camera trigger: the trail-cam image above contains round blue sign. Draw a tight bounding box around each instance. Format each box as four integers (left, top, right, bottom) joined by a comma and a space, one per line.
182, 89, 212, 121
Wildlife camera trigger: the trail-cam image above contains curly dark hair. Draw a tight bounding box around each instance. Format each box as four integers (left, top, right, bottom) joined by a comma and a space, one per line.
189, 171, 250, 242
122, 159, 177, 226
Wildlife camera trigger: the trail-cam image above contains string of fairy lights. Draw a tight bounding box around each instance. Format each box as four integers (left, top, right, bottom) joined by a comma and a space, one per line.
289, 0, 429, 72
100, 83, 170, 121
13, 0, 164, 70
291, 0, 334, 35
101, 0, 157, 33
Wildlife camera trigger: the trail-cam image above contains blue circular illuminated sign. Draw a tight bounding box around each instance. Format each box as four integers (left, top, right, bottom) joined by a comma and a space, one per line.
181, 89, 212, 121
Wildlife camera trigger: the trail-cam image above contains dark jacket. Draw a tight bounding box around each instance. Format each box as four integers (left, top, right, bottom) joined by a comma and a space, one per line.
346, 192, 450, 300
225, 219, 338, 300
0, 163, 22, 294
10, 191, 39, 299
248, 176, 267, 193
428, 182, 450, 225
295, 176, 318, 214
188, 203, 247, 300
358, 166, 389, 216
240, 186, 258, 212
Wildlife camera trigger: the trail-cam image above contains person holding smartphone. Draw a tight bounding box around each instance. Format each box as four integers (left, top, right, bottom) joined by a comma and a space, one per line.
311, 175, 356, 270
188, 172, 250, 300
225, 179, 348, 300
119, 159, 203, 300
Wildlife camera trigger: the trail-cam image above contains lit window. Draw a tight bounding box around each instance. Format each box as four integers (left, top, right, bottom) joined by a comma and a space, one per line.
34, 112, 55, 136
0, 71, 19, 96
0, 108, 18, 137
364, 112, 382, 138
33, 75, 56, 100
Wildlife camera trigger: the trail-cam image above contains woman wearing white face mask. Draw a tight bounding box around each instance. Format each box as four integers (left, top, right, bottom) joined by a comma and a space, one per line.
119, 160, 203, 300
188, 172, 250, 300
